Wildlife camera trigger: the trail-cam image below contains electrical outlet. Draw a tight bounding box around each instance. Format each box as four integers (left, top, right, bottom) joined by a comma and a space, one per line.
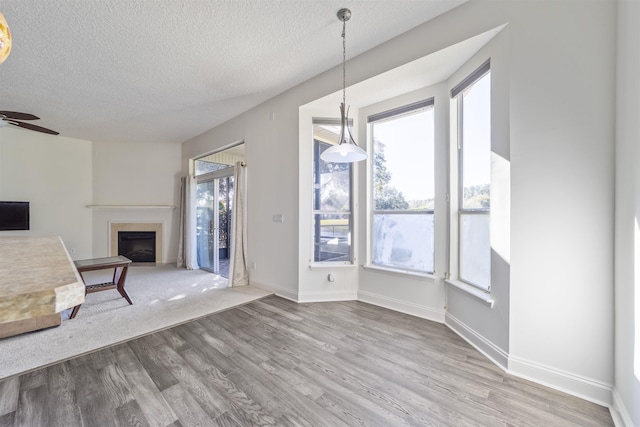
251, 261, 257, 270
272, 214, 284, 223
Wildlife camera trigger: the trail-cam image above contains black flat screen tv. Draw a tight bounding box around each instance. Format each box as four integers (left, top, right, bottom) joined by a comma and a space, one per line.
0, 201, 30, 231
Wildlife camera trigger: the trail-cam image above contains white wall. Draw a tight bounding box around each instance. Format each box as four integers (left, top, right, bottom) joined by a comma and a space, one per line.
91, 142, 182, 263
0, 127, 93, 259
182, 98, 301, 297
182, 0, 617, 409
614, 0, 640, 425
505, 0, 615, 405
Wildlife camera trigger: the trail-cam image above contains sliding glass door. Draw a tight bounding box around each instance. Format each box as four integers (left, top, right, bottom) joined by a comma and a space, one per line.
196, 180, 219, 272
195, 170, 234, 275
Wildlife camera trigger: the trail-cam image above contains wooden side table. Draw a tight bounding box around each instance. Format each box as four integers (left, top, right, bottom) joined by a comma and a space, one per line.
69, 256, 133, 319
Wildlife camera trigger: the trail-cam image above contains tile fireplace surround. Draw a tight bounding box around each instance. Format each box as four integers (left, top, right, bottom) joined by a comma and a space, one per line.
109, 222, 163, 263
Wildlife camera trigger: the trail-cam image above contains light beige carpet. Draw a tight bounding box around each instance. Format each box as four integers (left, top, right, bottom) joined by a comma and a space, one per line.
0, 264, 272, 380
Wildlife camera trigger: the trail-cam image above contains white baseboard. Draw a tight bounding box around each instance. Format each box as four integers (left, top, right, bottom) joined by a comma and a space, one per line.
297, 290, 357, 303
357, 290, 445, 323
445, 312, 509, 370
249, 280, 298, 302
610, 387, 634, 427
508, 355, 613, 408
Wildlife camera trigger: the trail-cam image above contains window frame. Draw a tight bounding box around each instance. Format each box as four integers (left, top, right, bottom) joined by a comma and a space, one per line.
367, 98, 436, 275
311, 118, 354, 265
451, 60, 491, 292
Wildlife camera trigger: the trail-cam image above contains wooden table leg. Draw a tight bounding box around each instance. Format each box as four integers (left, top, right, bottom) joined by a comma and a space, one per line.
113, 265, 133, 305
69, 272, 88, 319
69, 305, 81, 319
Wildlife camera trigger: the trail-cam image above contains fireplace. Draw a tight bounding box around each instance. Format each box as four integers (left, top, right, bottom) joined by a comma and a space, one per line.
118, 231, 156, 263
109, 222, 163, 263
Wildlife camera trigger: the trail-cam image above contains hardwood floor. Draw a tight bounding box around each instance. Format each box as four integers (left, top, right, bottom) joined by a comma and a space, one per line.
0, 296, 613, 426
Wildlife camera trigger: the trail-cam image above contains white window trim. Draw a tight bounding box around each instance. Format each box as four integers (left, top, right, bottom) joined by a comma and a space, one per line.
449, 61, 492, 293
445, 278, 494, 307
363, 264, 436, 282
309, 262, 357, 270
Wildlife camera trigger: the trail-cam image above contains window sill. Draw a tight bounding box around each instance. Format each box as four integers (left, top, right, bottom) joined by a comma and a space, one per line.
362, 265, 435, 282
309, 263, 357, 270
445, 279, 494, 308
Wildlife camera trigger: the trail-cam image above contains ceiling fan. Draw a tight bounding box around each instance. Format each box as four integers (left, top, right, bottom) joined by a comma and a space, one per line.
0, 111, 59, 135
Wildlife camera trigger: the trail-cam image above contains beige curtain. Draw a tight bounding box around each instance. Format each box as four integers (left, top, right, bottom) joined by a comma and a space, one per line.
177, 176, 199, 270
228, 162, 248, 286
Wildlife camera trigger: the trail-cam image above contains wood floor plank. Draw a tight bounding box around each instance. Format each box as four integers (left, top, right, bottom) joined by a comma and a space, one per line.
197, 317, 271, 365
233, 352, 351, 427
156, 328, 191, 354
237, 305, 339, 354
294, 362, 413, 427
258, 358, 324, 401
14, 385, 49, 427
242, 331, 302, 369
162, 383, 217, 427
47, 362, 83, 426
177, 332, 239, 377
19, 369, 47, 390
114, 345, 179, 426
249, 300, 347, 343
0, 412, 14, 427
73, 362, 117, 425
227, 356, 345, 427
180, 348, 278, 427
128, 334, 180, 392
173, 322, 235, 361
88, 346, 118, 371
0, 376, 19, 416
154, 342, 230, 419
214, 307, 260, 329
252, 299, 305, 322
333, 348, 499, 426
314, 391, 404, 427
213, 412, 244, 427
0, 296, 613, 426
210, 316, 266, 345
114, 398, 151, 427
100, 362, 136, 408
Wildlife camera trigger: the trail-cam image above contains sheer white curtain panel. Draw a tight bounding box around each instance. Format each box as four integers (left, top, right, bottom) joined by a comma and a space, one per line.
229, 162, 248, 286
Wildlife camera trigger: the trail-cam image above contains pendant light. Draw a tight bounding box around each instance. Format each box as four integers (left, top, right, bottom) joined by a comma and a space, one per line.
320, 8, 367, 163
0, 13, 11, 64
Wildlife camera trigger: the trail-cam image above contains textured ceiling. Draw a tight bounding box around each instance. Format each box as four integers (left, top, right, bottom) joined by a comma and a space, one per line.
0, 0, 466, 144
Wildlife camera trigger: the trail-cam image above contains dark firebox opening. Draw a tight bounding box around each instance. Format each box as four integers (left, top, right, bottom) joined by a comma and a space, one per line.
118, 231, 156, 263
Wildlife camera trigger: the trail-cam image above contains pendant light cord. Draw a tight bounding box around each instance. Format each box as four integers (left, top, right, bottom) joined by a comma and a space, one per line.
342, 19, 346, 108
